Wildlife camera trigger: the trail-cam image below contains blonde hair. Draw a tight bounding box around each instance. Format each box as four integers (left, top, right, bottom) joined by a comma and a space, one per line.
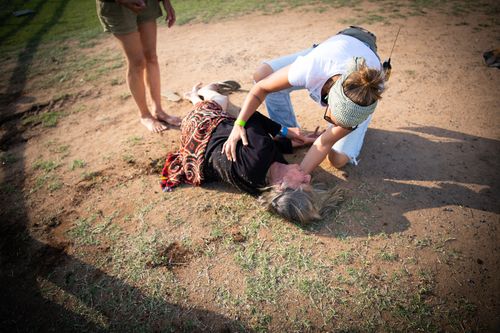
258, 185, 344, 224
343, 61, 385, 106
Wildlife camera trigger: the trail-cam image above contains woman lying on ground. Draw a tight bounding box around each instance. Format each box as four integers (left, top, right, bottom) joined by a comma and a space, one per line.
160, 83, 343, 223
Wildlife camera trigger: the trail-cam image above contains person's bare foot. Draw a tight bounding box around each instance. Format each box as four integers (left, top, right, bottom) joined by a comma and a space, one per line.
153, 110, 182, 127
141, 115, 168, 133
198, 82, 219, 96
183, 82, 203, 102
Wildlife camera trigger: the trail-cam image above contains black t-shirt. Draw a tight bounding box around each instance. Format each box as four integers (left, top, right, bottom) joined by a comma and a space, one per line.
204, 112, 293, 195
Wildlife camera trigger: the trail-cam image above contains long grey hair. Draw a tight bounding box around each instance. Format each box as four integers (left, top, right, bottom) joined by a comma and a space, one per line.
258, 184, 344, 224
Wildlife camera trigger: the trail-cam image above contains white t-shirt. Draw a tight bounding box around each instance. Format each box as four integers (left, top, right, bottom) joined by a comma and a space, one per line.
288, 34, 381, 106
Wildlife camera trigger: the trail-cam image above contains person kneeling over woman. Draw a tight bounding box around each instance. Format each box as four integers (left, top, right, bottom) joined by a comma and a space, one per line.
160, 83, 342, 223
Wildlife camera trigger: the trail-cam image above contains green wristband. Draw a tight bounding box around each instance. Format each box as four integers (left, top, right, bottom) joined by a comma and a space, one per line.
235, 119, 246, 127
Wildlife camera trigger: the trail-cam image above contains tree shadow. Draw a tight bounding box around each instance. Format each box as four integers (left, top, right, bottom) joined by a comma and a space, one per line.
0, 1, 251, 331
0, 229, 251, 332
0, 0, 48, 47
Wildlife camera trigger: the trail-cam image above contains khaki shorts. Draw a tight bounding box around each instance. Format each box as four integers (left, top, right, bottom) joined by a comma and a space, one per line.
96, 0, 162, 35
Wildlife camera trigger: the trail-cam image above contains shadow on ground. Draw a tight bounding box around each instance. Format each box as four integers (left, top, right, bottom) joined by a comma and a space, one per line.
0, 1, 250, 331
308, 125, 499, 237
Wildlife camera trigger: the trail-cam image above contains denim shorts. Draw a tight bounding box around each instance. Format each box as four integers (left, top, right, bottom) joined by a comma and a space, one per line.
96, 0, 162, 35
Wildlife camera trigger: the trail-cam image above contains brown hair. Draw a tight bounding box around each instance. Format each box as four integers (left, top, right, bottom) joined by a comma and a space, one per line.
343, 62, 385, 106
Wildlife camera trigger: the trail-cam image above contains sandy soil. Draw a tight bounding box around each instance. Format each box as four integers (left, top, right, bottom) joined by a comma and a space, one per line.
1, 3, 499, 332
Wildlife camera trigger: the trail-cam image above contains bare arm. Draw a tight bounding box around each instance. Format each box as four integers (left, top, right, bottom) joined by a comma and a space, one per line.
222, 65, 293, 161
299, 126, 351, 174
161, 0, 176, 27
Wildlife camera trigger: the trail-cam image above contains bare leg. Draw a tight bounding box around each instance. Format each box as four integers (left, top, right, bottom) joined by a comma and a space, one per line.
115, 31, 167, 133
138, 21, 181, 126
328, 150, 350, 169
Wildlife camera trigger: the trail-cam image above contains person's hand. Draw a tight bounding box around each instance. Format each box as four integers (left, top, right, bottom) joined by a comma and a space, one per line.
222, 125, 248, 162
162, 0, 176, 28
115, 0, 146, 14
290, 127, 324, 147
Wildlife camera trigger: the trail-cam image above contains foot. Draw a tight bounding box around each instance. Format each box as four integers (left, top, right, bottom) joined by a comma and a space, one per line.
198, 82, 219, 96
153, 109, 182, 127
141, 116, 168, 133
183, 82, 203, 102
201, 80, 240, 95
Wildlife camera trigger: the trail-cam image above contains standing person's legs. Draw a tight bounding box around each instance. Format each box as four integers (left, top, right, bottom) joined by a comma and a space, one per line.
254, 47, 313, 127
138, 20, 181, 126
115, 32, 168, 133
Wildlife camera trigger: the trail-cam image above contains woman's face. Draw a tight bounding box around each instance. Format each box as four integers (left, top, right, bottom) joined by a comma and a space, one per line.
281, 164, 311, 190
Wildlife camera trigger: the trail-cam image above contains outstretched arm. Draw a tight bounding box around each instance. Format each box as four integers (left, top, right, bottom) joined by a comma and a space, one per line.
299, 126, 351, 174
222, 65, 293, 162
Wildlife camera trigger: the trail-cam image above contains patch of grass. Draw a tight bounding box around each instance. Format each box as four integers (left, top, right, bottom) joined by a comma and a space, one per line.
0, 152, 17, 165
31, 174, 50, 193
215, 286, 244, 309
70, 159, 87, 170
22, 111, 64, 127
166, 216, 185, 228
110, 78, 124, 86
134, 201, 156, 226
120, 92, 131, 101
0, 182, 16, 194
37, 277, 109, 329
405, 69, 417, 77
28, 173, 61, 193
33, 158, 60, 172
213, 202, 243, 225
71, 105, 86, 114
68, 214, 100, 246
122, 153, 135, 164
379, 249, 399, 261
126, 136, 143, 146
48, 144, 70, 157
0, 1, 102, 54
334, 250, 355, 265
81, 171, 100, 181
415, 236, 433, 249
48, 178, 63, 192
68, 211, 121, 247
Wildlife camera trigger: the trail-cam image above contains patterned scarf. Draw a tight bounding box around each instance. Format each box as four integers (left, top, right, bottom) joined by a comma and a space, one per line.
160, 100, 233, 192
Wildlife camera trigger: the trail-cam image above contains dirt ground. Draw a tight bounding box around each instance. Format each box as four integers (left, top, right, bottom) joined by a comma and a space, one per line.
1, 2, 499, 332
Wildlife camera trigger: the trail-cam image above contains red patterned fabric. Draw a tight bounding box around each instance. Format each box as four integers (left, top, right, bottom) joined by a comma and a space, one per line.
160, 101, 233, 191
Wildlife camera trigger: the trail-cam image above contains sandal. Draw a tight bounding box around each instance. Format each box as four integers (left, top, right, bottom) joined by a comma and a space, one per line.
215, 80, 241, 94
